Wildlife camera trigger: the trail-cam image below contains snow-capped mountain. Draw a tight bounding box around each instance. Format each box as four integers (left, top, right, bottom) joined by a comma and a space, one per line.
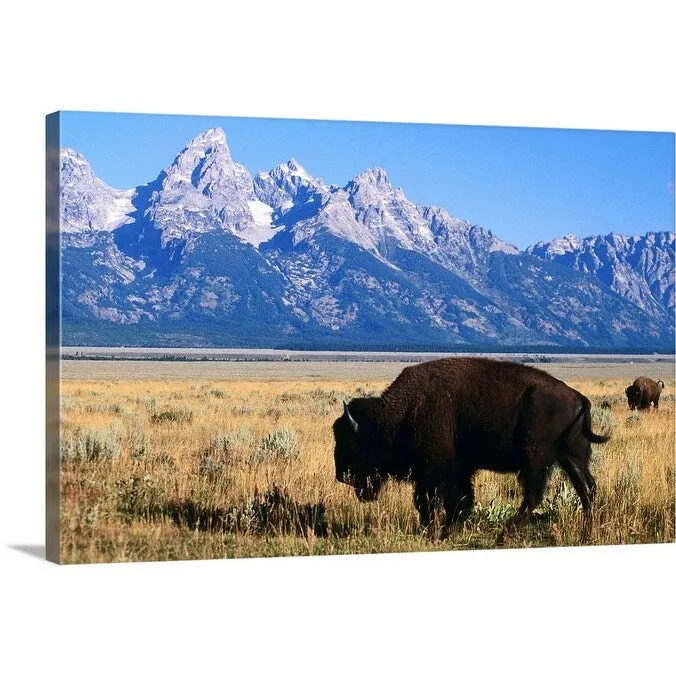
60, 149, 134, 242
58, 128, 675, 349
254, 158, 329, 212
140, 128, 281, 248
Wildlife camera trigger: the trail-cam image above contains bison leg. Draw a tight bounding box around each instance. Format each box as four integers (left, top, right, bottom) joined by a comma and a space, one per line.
502, 468, 550, 536
584, 468, 597, 503
558, 455, 595, 540
558, 456, 593, 512
443, 472, 474, 532
413, 480, 444, 538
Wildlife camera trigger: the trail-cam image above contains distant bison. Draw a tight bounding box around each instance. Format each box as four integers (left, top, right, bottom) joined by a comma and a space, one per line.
333, 357, 609, 538
625, 376, 665, 411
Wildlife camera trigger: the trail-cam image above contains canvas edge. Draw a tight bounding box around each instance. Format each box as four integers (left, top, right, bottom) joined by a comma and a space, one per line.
46, 112, 61, 564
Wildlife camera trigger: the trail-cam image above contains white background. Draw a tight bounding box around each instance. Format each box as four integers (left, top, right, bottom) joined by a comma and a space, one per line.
1, 2, 674, 674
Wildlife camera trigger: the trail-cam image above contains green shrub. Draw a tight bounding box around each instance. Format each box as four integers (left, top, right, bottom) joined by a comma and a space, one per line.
150, 408, 194, 424
276, 391, 303, 403
591, 406, 617, 436
116, 475, 164, 521
625, 411, 643, 427
198, 455, 228, 480
473, 498, 516, 524
60, 395, 77, 412
61, 427, 122, 462
135, 396, 156, 410
130, 435, 149, 462
85, 402, 123, 414
251, 429, 299, 462
540, 479, 580, 517
211, 428, 251, 454
231, 405, 254, 416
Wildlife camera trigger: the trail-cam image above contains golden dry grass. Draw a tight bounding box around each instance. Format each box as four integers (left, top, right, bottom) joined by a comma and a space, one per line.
59, 377, 675, 564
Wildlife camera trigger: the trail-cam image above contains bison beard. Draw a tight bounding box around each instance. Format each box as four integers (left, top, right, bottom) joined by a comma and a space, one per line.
333, 357, 610, 539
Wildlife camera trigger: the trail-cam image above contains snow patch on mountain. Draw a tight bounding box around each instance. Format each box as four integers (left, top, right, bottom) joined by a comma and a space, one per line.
240, 200, 283, 247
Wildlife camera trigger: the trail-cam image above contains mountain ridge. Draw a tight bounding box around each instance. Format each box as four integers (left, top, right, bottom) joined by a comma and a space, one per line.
59, 127, 675, 349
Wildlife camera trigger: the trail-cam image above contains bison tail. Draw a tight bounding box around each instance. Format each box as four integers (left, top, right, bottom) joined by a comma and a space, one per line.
584, 427, 611, 445
581, 396, 611, 444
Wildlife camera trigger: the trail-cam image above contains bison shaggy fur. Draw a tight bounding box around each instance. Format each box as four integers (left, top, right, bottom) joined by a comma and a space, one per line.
625, 376, 665, 411
333, 357, 610, 537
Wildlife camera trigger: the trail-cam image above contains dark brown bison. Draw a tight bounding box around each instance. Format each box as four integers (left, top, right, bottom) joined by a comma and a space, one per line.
625, 376, 665, 411
333, 357, 610, 538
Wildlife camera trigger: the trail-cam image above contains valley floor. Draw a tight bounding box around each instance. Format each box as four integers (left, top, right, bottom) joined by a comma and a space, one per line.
60, 350, 674, 382
57, 363, 675, 564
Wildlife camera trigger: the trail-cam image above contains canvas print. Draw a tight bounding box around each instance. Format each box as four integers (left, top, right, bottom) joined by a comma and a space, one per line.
46, 112, 675, 564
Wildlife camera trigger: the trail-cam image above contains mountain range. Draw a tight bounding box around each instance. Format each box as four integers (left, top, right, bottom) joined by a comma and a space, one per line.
59, 128, 675, 350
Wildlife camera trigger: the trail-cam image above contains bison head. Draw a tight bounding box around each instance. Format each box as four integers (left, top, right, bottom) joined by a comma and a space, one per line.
332, 399, 385, 502
625, 384, 641, 410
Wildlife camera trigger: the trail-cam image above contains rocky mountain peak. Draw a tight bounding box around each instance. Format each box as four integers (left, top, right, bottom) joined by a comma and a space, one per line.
60, 148, 94, 185
529, 232, 582, 256
284, 157, 311, 177
142, 128, 260, 244
163, 127, 234, 191
254, 158, 327, 213
59, 149, 133, 237
350, 167, 392, 191
185, 127, 228, 152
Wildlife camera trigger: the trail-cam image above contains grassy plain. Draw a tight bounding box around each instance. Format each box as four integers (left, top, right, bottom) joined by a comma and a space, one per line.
59, 371, 675, 564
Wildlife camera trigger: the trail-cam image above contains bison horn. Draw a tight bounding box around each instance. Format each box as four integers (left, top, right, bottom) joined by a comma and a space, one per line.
344, 402, 359, 434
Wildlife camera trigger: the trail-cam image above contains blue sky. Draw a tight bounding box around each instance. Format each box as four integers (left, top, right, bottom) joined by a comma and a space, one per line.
59, 111, 674, 250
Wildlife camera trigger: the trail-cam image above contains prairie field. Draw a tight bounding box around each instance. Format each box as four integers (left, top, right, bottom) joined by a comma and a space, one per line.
59, 373, 675, 564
